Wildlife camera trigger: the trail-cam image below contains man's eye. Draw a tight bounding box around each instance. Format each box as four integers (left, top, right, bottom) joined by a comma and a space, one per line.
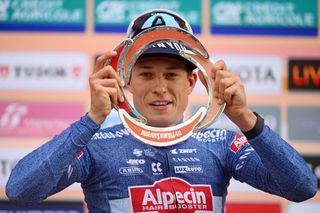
140, 72, 153, 78
165, 73, 178, 79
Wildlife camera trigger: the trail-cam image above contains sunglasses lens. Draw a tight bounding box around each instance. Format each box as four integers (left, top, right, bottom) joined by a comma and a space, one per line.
127, 10, 192, 38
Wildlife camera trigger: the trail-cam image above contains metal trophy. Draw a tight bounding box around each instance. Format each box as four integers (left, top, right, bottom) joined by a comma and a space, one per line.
106, 26, 226, 147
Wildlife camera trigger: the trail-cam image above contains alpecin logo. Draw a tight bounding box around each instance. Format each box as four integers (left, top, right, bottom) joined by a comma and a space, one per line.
129, 177, 213, 212
230, 134, 249, 153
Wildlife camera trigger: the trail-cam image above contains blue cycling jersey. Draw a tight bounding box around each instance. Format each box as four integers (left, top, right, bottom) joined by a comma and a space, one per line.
6, 114, 317, 212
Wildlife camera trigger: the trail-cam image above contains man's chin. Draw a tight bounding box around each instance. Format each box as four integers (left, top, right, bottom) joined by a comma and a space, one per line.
146, 119, 177, 128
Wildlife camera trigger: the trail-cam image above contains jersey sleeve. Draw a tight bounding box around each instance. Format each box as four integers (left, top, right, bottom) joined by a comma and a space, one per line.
226, 124, 317, 202
5, 114, 100, 205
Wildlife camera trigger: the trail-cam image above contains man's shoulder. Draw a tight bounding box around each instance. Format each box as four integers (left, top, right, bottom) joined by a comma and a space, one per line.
91, 124, 131, 141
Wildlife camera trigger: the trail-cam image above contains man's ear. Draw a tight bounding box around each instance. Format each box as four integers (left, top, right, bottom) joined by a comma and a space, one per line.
126, 82, 133, 93
188, 72, 197, 94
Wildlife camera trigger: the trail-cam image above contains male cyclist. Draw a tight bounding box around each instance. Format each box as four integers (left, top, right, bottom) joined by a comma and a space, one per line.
6, 9, 317, 213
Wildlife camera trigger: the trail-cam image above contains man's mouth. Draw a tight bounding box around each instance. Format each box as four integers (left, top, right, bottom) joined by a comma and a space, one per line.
149, 101, 172, 107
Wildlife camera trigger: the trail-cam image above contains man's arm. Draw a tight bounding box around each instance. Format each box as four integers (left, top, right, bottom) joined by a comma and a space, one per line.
227, 121, 317, 202
212, 59, 317, 201
6, 51, 123, 205
6, 114, 99, 205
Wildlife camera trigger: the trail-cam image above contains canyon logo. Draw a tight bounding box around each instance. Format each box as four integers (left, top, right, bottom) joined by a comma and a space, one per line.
129, 177, 213, 212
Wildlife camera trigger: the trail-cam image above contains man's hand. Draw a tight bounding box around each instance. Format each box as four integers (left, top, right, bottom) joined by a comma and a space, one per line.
200, 60, 257, 132
88, 51, 124, 124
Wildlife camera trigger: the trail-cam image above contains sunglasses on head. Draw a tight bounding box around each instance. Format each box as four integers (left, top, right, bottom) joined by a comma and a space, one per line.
126, 9, 193, 38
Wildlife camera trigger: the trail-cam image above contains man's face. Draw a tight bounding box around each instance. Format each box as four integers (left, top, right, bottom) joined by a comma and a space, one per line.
128, 56, 197, 127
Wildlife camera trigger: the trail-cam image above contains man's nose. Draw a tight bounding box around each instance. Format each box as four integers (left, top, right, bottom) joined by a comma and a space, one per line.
152, 76, 168, 94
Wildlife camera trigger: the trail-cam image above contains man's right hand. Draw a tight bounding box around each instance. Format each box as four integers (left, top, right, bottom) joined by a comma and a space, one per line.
88, 51, 124, 124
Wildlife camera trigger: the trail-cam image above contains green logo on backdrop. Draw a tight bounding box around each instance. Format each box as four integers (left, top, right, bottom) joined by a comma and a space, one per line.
0, 0, 85, 24
211, 0, 317, 27
94, 0, 201, 30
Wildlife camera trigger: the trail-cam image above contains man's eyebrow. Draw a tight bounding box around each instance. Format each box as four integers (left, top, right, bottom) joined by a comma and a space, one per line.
166, 66, 181, 69
135, 64, 153, 69
135, 63, 184, 70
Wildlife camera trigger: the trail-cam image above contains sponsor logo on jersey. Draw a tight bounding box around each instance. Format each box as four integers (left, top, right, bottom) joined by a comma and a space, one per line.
76, 151, 83, 159
235, 147, 254, 170
170, 148, 197, 155
192, 129, 227, 143
127, 159, 145, 165
132, 148, 156, 157
174, 165, 203, 174
170, 149, 178, 154
119, 166, 143, 176
133, 148, 143, 157
144, 148, 156, 157
67, 165, 74, 179
172, 157, 201, 163
230, 134, 249, 153
151, 162, 163, 175
92, 128, 130, 140
129, 177, 213, 212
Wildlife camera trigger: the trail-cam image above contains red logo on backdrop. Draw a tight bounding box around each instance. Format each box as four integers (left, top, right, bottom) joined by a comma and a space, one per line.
225, 202, 281, 213
230, 134, 249, 153
72, 66, 82, 78
288, 59, 320, 90
0, 102, 84, 137
0, 65, 9, 78
129, 177, 213, 212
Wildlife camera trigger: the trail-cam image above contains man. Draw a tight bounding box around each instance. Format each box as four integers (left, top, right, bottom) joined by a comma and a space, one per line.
6, 9, 317, 213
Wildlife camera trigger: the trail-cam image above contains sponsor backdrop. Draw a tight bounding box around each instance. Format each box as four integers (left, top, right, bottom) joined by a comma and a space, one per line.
0, 0, 319, 212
